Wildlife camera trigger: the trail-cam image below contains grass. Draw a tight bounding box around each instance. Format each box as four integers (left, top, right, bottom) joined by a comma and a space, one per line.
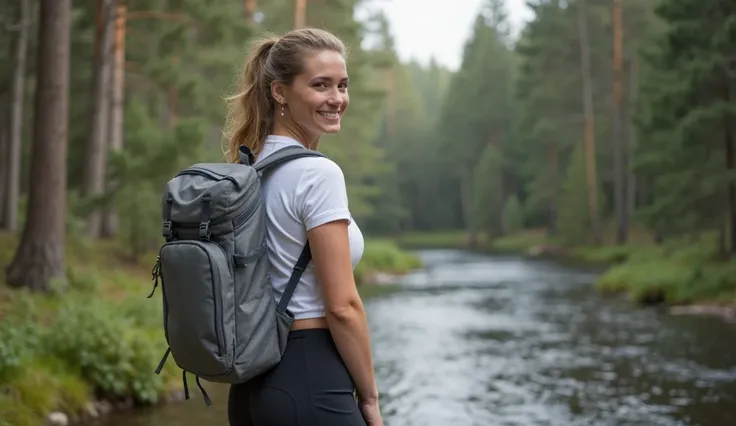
354, 239, 423, 283
393, 226, 736, 307
0, 232, 420, 426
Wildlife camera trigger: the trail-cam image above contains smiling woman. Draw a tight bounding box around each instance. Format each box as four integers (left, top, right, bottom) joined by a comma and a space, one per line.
222, 28, 384, 426
272, 49, 350, 140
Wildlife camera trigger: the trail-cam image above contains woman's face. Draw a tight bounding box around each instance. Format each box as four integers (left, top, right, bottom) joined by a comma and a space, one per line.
273, 50, 350, 141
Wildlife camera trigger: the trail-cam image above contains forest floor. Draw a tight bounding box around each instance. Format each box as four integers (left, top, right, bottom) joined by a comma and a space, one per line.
0, 232, 420, 426
394, 227, 736, 321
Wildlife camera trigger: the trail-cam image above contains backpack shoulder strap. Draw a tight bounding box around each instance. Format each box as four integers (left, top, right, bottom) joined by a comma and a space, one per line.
250, 145, 326, 173
241, 144, 325, 314
276, 243, 312, 315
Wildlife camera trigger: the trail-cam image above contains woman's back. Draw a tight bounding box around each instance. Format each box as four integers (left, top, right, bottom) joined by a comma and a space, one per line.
255, 135, 364, 320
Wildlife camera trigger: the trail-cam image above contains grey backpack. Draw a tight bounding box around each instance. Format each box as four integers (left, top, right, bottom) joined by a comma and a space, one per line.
147, 144, 325, 405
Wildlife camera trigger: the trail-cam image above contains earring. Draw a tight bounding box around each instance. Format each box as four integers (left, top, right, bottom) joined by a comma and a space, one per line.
281, 104, 285, 116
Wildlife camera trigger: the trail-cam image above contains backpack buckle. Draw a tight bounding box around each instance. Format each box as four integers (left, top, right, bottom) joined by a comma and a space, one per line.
162, 220, 173, 239
198, 222, 210, 240
199, 194, 212, 240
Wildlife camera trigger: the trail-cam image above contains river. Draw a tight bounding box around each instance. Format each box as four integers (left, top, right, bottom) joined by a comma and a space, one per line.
94, 249, 736, 426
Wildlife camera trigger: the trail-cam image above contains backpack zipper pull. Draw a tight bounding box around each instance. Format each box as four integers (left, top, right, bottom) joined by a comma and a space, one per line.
147, 255, 161, 298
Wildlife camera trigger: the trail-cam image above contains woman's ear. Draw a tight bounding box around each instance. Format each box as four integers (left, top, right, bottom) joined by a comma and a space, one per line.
271, 80, 286, 105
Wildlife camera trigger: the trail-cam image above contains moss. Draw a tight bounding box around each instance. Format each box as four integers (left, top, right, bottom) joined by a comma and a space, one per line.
0, 358, 90, 426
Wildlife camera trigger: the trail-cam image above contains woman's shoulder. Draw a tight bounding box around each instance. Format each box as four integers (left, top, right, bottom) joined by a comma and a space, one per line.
284, 154, 346, 183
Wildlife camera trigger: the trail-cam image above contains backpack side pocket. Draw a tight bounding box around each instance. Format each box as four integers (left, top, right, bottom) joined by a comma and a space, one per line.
159, 239, 234, 378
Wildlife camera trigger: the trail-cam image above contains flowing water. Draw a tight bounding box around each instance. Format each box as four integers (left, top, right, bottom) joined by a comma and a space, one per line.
94, 249, 736, 426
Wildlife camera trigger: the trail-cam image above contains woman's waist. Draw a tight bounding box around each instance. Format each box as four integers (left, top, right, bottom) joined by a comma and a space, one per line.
291, 316, 328, 330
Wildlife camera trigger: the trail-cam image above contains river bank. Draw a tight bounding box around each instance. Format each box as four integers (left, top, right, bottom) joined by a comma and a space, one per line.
0, 232, 420, 426
394, 229, 736, 320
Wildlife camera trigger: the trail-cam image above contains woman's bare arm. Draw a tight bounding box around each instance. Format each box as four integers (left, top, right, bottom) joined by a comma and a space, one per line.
308, 219, 379, 403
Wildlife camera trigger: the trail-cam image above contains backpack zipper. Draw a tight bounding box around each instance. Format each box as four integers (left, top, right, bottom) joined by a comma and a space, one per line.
176, 167, 241, 189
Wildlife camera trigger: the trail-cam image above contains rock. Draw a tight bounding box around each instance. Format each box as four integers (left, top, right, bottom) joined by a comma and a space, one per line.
95, 400, 114, 416
46, 412, 69, 426
670, 304, 736, 320
365, 272, 397, 285
84, 402, 99, 419
114, 397, 134, 411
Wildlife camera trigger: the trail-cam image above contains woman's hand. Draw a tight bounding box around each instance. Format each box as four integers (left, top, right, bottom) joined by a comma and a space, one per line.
358, 398, 384, 426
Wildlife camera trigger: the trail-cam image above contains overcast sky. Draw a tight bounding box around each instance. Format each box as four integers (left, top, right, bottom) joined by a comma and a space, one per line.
358, 0, 533, 71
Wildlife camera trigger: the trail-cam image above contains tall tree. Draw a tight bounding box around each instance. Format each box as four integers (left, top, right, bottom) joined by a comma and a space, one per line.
101, 0, 127, 237
577, 0, 602, 245
611, 0, 627, 243
2, 0, 30, 232
634, 0, 736, 253
294, 0, 306, 29
245, 0, 257, 22
6, 0, 72, 292
82, 0, 116, 238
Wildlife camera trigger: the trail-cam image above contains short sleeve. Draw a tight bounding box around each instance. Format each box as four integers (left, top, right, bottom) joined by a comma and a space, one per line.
296, 158, 352, 231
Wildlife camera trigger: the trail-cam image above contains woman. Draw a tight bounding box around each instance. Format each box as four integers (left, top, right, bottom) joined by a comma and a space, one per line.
224, 28, 384, 426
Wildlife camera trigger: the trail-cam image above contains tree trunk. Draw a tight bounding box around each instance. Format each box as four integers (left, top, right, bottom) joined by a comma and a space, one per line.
577, 0, 602, 245
489, 134, 505, 238
612, 0, 627, 244
627, 54, 638, 217
724, 82, 736, 254
6, 0, 71, 292
2, 0, 30, 232
0, 94, 7, 228
82, 0, 115, 238
548, 142, 558, 236
101, 1, 126, 238
460, 169, 478, 247
294, 0, 306, 29
245, 0, 257, 22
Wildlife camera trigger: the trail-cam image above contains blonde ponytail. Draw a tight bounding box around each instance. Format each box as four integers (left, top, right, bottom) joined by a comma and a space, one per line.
224, 37, 279, 163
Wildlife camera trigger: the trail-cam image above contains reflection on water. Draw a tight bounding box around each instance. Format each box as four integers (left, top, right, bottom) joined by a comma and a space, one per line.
95, 249, 736, 426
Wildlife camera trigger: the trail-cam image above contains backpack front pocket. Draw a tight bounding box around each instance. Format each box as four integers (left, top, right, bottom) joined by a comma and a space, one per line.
159, 240, 233, 377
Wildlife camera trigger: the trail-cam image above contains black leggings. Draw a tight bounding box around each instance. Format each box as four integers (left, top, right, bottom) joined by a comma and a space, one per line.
228, 328, 368, 426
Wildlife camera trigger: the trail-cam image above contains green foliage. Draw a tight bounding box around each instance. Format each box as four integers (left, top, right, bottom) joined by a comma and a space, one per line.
557, 143, 593, 244
471, 144, 504, 238
633, 0, 736, 244
394, 231, 472, 249
0, 294, 168, 408
596, 251, 736, 304
108, 98, 208, 259
502, 194, 524, 234
0, 322, 42, 383
354, 240, 423, 283
46, 296, 166, 403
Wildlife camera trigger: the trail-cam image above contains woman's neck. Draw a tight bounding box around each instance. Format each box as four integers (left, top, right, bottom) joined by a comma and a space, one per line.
272, 121, 319, 150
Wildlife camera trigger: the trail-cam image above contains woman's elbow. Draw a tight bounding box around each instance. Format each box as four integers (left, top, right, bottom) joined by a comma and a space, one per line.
325, 298, 364, 322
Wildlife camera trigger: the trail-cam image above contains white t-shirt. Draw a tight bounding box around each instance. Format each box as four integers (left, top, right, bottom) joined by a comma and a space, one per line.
254, 135, 364, 320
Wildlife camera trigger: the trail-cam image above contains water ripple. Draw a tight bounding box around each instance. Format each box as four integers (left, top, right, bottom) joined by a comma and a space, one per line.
367, 249, 736, 426
96, 249, 736, 426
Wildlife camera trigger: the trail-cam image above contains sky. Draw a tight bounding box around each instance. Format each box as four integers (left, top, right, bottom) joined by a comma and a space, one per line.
358, 0, 534, 71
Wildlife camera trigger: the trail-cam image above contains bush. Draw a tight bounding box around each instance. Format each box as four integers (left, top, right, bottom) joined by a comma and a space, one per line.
595, 248, 736, 305
0, 293, 175, 425
46, 296, 167, 404
354, 240, 422, 283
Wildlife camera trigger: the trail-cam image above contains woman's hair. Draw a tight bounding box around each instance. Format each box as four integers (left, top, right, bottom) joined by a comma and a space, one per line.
223, 28, 347, 163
